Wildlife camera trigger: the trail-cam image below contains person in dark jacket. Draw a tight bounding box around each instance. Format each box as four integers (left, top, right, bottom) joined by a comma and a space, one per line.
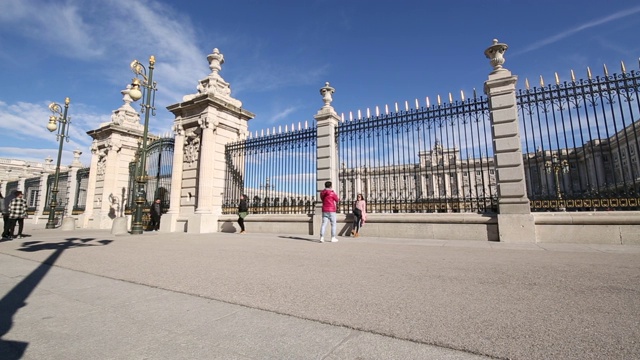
148, 198, 162, 231
237, 194, 248, 234
2, 190, 17, 239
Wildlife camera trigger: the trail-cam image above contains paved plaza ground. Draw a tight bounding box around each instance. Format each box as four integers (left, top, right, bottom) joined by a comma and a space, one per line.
1, 225, 639, 359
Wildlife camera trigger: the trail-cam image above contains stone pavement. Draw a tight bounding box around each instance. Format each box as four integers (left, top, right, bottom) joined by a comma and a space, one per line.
1, 225, 639, 360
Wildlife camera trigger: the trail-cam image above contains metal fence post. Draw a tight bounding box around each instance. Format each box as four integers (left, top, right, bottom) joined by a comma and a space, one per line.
483, 39, 536, 243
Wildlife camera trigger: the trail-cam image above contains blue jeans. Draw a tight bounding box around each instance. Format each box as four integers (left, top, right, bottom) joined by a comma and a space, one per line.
320, 212, 337, 237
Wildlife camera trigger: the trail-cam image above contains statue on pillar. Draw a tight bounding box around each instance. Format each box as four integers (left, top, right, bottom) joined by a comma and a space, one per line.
320, 82, 335, 108
110, 84, 141, 127
182, 48, 242, 108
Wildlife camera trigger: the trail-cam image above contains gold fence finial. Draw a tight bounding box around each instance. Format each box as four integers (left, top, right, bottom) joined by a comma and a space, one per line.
539, 75, 544, 87
587, 66, 592, 80
570, 70, 576, 83
448, 92, 453, 103
603, 63, 609, 77
437, 94, 441, 106
555, 72, 560, 85
621, 61, 626, 74
525, 78, 530, 90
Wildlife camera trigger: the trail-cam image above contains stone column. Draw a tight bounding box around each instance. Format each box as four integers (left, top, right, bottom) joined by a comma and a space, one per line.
85, 85, 145, 230
185, 114, 218, 233
81, 141, 100, 228
167, 48, 254, 233
483, 39, 536, 243
64, 149, 83, 219
160, 120, 185, 232
195, 114, 217, 214
313, 82, 340, 235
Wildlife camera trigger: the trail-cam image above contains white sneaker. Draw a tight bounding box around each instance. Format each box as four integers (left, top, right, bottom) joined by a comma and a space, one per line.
330, 237, 339, 242
319, 237, 325, 243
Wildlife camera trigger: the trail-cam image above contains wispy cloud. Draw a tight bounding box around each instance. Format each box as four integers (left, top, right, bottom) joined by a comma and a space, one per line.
270, 107, 298, 123
515, 6, 640, 55
0, 0, 103, 58
0, 100, 105, 165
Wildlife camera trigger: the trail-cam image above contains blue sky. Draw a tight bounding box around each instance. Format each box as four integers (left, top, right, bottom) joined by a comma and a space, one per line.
1, 0, 639, 167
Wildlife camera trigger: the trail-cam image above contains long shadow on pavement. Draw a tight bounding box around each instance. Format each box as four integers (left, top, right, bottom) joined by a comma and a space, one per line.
278, 235, 320, 243
0, 237, 113, 359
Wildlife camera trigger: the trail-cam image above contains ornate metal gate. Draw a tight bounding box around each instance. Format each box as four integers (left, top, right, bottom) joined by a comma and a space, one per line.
126, 137, 174, 223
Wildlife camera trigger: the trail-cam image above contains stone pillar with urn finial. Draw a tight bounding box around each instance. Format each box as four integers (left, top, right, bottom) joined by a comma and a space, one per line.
84, 84, 148, 230
312, 82, 340, 235
166, 48, 255, 233
483, 39, 536, 243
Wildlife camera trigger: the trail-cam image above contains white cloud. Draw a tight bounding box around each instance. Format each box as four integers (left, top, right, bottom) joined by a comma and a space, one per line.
271, 107, 298, 123
516, 6, 640, 55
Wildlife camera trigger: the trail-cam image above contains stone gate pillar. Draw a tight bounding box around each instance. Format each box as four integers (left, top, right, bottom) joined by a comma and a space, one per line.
483, 39, 536, 243
159, 120, 185, 232
313, 82, 340, 235
84, 86, 145, 229
63, 149, 84, 223
166, 48, 254, 233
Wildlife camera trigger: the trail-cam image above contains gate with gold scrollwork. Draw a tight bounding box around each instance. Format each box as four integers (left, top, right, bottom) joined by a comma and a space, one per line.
126, 137, 174, 226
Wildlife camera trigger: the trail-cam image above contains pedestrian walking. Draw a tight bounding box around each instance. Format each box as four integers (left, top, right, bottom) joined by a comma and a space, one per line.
238, 194, 248, 234
351, 193, 367, 237
319, 181, 340, 243
148, 198, 162, 231
2, 190, 17, 240
8, 191, 27, 239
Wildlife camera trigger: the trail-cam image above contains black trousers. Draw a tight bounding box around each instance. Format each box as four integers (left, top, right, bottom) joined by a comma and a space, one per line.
148, 215, 161, 231
238, 216, 245, 231
2, 214, 10, 237
9, 218, 24, 237
352, 213, 362, 233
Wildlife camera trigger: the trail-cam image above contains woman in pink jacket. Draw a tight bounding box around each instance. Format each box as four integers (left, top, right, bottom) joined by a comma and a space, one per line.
319, 181, 339, 243
351, 193, 367, 237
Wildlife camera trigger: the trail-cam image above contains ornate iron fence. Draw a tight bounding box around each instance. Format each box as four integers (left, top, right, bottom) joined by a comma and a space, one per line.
126, 137, 174, 224
43, 172, 69, 216
223, 125, 317, 215
24, 177, 41, 214
73, 168, 90, 214
520, 64, 640, 211
337, 96, 497, 214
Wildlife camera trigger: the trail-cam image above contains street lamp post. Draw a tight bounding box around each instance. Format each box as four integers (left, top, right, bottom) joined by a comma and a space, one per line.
545, 153, 570, 210
46, 97, 71, 229
128, 56, 157, 234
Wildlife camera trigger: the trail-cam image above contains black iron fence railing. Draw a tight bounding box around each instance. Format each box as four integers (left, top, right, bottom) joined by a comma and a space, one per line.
223, 125, 317, 215
24, 177, 41, 214
337, 96, 497, 214
43, 172, 69, 215
519, 65, 640, 211
126, 137, 174, 218
73, 167, 89, 214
